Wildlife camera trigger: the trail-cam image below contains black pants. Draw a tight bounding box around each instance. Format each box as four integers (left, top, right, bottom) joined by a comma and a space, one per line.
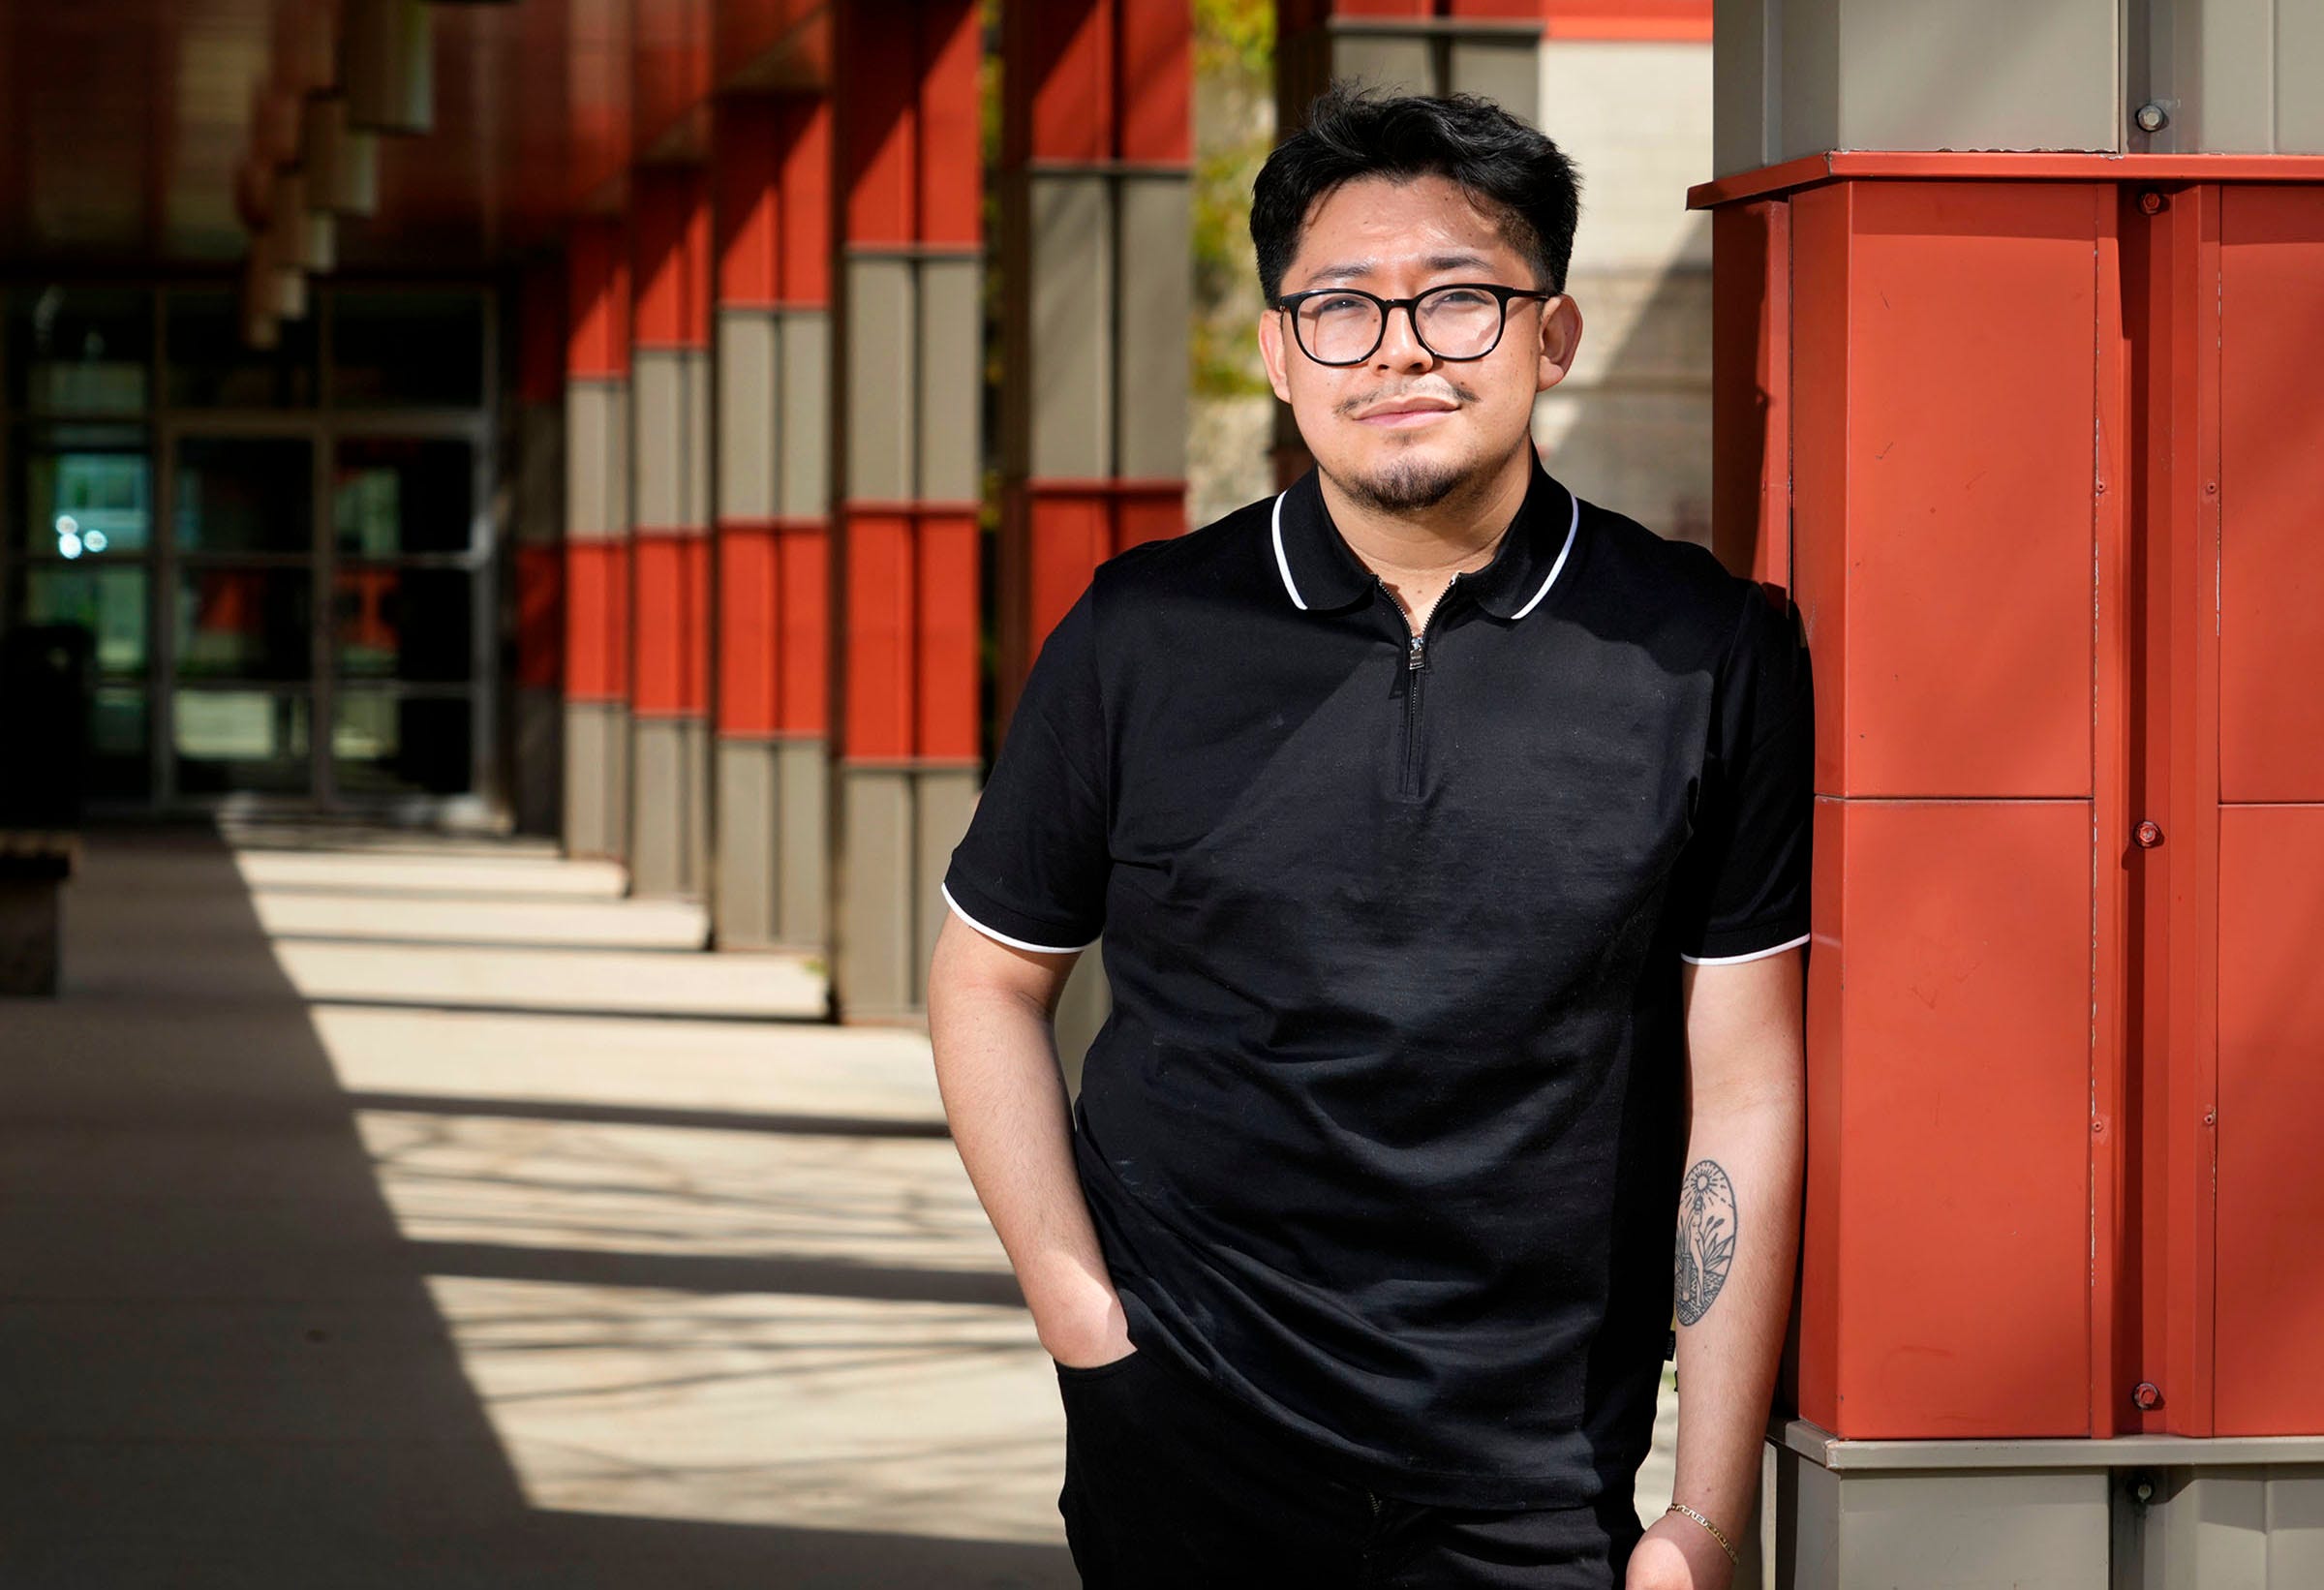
1054, 1346, 1642, 1589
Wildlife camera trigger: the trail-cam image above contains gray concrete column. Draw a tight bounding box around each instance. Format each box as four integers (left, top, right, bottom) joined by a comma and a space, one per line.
562, 376, 629, 863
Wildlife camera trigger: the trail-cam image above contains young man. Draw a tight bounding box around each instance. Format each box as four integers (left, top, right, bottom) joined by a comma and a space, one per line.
930, 86, 1809, 1590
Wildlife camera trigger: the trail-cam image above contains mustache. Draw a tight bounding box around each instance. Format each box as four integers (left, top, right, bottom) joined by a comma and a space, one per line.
1334, 380, 1479, 416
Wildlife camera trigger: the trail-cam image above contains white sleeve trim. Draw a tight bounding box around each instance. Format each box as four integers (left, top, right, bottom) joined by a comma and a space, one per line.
940, 883, 1099, 956
1679, 931, 1809, 965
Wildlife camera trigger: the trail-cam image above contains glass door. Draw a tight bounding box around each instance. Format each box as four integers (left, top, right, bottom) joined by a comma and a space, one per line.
160, 421, 321, 801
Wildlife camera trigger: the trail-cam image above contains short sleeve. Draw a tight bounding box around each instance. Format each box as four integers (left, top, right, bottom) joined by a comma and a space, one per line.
940, 585, 1111, 954
1664, 584, 1815, 964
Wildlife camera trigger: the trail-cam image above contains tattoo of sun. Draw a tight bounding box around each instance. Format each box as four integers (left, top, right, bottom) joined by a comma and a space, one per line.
1674, 1159, 1738, 1327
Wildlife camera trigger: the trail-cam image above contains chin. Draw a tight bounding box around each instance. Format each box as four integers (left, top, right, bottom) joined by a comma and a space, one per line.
1332, 439, 1481, 512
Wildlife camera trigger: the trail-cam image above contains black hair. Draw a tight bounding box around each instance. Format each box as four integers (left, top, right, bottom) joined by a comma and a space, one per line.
1250, 83, 1582, 304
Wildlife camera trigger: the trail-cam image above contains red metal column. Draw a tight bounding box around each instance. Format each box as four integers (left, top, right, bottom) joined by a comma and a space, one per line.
563, 217, 632, 862
830, 0, 983, 1018
628, 165, 714, 897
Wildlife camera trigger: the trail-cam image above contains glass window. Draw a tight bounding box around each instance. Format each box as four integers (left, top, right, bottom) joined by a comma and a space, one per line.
174, 436, 314, 554
7, 286, 151, 413
173, 690, 310, 795
164, 289, 319, 408
24, 565, 147, 676
333, 692, 472, 796
334, 567, 472, 682
333, 439, 474, 555
176, 569, 312, 681
13, 424, 151, 554
328, 290, 485, 408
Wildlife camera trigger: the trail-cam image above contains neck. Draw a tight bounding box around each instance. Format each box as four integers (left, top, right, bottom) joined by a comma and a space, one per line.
1316, 443, 1534, 587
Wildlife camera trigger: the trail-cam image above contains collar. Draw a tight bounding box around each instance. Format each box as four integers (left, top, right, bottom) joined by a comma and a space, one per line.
1268, 455, 1581, 621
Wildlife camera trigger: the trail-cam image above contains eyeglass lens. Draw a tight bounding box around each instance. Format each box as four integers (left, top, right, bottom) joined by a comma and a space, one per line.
1294, 287, 1507, 364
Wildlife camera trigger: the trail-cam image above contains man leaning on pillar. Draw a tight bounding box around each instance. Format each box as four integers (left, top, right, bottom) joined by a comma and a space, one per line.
930, 83, 1811, 1590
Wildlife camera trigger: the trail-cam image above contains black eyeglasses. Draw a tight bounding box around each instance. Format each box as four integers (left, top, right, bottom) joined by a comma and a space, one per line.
1270, 282, 1557, 366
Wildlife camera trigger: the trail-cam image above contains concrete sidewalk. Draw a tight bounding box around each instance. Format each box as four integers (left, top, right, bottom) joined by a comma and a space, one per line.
0, 824, 1682, 1588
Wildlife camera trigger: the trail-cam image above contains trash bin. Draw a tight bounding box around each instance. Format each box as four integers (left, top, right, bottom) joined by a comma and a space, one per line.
0, 624, 96, 828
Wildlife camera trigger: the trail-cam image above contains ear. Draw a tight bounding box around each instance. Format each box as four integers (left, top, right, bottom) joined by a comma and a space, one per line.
1258, 307, 1294, 404
1535, 295, 1584, 396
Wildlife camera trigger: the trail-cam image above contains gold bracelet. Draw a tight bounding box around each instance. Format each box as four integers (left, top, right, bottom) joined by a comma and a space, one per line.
1665, 1502, 1740, 1565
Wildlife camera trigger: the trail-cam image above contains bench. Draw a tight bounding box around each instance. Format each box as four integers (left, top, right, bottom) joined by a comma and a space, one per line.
0, 831, 78, 996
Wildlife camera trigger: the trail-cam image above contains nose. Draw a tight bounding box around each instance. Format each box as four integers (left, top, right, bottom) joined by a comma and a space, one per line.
1372, 300, 1434, 370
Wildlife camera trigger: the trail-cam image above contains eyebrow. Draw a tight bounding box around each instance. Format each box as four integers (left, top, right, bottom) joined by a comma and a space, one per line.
1299, 251, 1498, 287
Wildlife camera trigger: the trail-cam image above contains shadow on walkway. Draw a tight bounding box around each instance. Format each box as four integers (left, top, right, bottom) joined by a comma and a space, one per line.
0, 825, 1073, 1589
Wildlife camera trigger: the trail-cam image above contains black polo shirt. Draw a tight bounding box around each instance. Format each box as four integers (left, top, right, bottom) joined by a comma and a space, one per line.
942, 455, 1812, 1511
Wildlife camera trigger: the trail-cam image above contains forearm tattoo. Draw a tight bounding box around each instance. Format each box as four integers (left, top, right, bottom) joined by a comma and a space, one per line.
1674, 1158, 1737, 1327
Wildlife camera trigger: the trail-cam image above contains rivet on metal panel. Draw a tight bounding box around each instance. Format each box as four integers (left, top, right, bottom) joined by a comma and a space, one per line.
2093, 1118, 2106, 1135
2135, 104, 2169, 134
2205, 482, 2218, 496
2203, 1111, 2217, 1127
2135, 820, 2162, 848
2095, 479, 2106, 494
2133, 1381, 2162, 1409
2137, 191, 2165, 216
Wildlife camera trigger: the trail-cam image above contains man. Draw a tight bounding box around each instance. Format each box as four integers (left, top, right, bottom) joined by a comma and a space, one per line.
930, 85, 1808, 1590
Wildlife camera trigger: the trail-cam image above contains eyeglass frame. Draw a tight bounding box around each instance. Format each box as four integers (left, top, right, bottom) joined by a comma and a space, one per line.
1269, 281, 1560, 367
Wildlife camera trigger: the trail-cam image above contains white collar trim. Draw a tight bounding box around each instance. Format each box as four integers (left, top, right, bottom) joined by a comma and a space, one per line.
1269, 491, 1307, 611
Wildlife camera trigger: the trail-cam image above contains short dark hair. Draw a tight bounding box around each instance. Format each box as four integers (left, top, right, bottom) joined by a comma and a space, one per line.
1250, 84, 1582, 304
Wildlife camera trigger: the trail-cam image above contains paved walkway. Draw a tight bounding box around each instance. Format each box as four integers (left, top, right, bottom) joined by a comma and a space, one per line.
0, 826, 1680, 1588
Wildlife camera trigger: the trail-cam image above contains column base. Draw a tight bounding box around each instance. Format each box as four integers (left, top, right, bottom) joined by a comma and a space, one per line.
1772, 1418, 2324, 1588
713, 735, 829, 951
562, 701, 629, 864
630, 715, 710, 899
834, 761, 978, 1021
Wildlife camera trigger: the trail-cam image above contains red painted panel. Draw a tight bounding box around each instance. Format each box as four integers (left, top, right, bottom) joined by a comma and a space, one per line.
631, 533, 688, 718
1709, 199, 1789, 587
1330, 0, 1432, 16
916, 511, 980, 761
516, 543, 564, 692
565, 539, 629, 705
566, 219, 631, 380
1794, 794, 1844, 1431
634, 167, 712, 349
1449, 0, 1545, 19
836, 0, 919, 247
2217, 186, 2324, 802
714, 99, 782, 308
778, 99, 832, 305
1539, 1, 1711, 40
680, 535, 712, 716
1832, 799, 2094, 1438
844, 512, 916, 758
1029, 491, 1114, 654
1789, 183, 1850, 801
719, 520, 780, 736
778, 520, 830, 737
917, 0, 983, 246
1014, 0, 1112, 166
1828, 180, 2098, 800
1112, 482, 1186, 558
2214, 805, 2324, 1434
632, 0, 714, 163
1118, 0, 1192, 165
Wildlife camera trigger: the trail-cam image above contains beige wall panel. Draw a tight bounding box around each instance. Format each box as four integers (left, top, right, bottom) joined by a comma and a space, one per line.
681, 716, 711, 898
1447, 35, 1540, 125
1533, 386, 1715, 548
714, 739, 778, 946
911, 767, 980, 1010
1561, 267, 1714, 388
1115, 172, 1191, 481
1540, 44, 1713, 272
1713, 0, 1779, 177
915, 258, 983, 503
1840, 1471, 2106, 1589
839, 767, 915, 1017
718, 310, 780, 521
778, 311, 832, 519
2281, 2, 2324, 152
563, 701, 628, 862
629, 717, 690, 897
681, 349, 711, 529
564, 380, 627, 540
1029, 173, 1115, 481
1776, 0, 1844, 165
776, 738, 829, 948
631, 350, 687, 530
2155, 0, 2277, 152
1775, 1447, 1841, 1590
1330, 31, 1434, 97
844, 258, 916, 503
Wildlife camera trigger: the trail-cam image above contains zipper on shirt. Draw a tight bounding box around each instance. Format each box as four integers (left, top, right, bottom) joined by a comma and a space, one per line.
1384, 573, 1460, 797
